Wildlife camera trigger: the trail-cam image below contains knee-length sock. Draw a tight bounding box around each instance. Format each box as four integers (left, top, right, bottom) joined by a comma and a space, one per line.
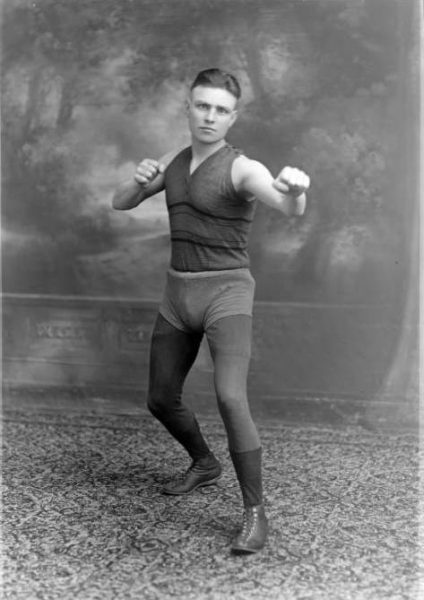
230, 447, 263, 507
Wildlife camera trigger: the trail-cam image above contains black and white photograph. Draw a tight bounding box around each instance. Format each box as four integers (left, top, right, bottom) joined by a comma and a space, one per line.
1, 0, 421, 598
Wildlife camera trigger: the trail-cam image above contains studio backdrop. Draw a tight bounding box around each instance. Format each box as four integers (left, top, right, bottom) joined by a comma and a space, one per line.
2, 0, 419, 425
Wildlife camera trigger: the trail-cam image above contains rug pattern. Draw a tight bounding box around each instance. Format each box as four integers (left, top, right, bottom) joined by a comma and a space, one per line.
2, 409, 421, 600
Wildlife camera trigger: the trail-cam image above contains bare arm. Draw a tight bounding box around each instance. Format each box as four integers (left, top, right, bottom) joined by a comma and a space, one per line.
232, 156, 310, 217
112, 149, 180, 210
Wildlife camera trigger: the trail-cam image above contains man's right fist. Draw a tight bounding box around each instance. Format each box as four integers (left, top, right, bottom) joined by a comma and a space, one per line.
134, 159, 165, 186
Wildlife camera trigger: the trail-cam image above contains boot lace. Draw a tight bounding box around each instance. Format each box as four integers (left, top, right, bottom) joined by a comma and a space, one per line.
239, 508, 259, 542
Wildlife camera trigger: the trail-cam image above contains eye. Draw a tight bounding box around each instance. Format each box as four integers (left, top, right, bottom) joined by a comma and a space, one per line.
217, 107, 230, 115
196, 103, 209, 111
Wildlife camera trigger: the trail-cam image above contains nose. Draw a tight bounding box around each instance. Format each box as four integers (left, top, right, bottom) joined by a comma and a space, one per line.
205, 108, 216, 123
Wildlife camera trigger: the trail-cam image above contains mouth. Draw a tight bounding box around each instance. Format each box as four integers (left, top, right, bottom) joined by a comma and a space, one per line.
199, 127, 216, 133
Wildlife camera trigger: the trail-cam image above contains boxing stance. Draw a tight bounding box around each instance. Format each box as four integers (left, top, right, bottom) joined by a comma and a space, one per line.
112, 69, 310, 554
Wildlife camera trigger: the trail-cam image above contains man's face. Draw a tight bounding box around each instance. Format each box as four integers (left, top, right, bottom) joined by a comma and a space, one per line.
186, 85, 238, 144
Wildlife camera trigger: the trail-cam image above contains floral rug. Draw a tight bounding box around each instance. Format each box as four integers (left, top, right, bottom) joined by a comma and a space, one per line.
2, 407, 421, 600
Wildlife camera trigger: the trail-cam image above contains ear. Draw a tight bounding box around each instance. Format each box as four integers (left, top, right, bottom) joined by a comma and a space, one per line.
228, 109, 238, 128
185, 97, 191, 116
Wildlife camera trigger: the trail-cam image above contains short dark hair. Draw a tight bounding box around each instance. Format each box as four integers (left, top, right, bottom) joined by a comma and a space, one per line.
190, 68, 241, 100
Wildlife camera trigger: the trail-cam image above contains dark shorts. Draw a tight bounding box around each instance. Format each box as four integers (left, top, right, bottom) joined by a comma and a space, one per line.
159, 267, 256, 333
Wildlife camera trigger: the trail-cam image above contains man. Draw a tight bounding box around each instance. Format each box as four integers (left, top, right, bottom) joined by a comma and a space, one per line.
112, 68, 310, 554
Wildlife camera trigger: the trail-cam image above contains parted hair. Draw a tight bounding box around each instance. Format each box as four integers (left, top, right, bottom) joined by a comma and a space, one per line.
190, 68, 241, 100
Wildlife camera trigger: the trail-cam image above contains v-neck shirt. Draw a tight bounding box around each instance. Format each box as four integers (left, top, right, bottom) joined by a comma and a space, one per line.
164, 144, 257, 272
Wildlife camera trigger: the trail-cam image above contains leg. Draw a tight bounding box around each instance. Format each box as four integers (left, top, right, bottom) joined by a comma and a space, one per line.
148, 313, 221, 493
206, 315, 268, 553
208, 319, 259, 454
148, 313, 208, 459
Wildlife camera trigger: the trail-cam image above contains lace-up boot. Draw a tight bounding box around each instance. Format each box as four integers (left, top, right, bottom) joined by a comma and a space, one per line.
162, 453, 222, 495
231, 504, 268, 554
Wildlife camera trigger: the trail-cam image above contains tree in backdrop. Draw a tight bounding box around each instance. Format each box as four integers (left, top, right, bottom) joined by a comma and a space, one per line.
1, 0, 418, 306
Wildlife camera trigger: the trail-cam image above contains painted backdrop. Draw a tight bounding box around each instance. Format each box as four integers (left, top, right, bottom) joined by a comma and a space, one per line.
1, 0, 419, 402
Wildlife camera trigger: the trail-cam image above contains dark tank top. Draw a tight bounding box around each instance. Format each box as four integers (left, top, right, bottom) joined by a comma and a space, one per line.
164, 144, 256, 272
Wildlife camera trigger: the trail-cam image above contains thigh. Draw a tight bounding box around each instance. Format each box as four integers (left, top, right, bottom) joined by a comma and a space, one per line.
206, 315, 252, 395
149, 313, 203, 392
206, 315, 252, 361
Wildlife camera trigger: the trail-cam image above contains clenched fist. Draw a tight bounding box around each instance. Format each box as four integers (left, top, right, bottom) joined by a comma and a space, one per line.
272, 166, 310, 198
134, 159, 166, 187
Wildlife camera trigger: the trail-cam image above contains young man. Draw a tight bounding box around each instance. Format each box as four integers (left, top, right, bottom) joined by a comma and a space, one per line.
112, 68, 310, 554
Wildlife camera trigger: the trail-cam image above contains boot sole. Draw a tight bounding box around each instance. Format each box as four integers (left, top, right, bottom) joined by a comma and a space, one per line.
162, 473, 222, 496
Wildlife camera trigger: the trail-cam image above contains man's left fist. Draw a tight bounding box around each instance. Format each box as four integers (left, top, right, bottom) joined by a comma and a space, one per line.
273, 166, 310, 197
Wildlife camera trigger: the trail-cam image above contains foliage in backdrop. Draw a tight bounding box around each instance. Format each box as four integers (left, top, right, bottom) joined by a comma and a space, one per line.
1, 0, 418, 303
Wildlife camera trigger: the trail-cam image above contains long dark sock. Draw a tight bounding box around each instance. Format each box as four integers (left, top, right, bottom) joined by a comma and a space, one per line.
230, 447, 263, 507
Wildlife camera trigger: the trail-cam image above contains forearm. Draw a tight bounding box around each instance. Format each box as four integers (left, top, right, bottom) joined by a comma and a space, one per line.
112, 179, 146, 210
233, 157, 308, 218
254, 190, 306, 217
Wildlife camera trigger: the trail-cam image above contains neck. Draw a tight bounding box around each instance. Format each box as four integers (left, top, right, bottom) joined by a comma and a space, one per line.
190, 138, 226, 160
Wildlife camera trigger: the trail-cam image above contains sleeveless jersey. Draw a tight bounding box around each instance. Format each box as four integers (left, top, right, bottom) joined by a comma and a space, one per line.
164, 144, 256, 272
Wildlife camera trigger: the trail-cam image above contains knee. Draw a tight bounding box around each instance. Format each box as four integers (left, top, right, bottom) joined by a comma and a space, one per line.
147, 382, 182, 417
147, 389, 167, 417
216, 388, 247, 415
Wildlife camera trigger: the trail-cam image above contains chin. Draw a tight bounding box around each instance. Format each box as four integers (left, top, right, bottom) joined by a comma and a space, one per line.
196, 135, 220, 144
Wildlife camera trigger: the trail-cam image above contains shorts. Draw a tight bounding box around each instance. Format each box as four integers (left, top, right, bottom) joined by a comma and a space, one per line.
159, 267, 256, 333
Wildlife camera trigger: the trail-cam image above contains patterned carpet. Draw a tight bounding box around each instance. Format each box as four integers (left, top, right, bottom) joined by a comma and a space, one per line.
2, 406, 421, 600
